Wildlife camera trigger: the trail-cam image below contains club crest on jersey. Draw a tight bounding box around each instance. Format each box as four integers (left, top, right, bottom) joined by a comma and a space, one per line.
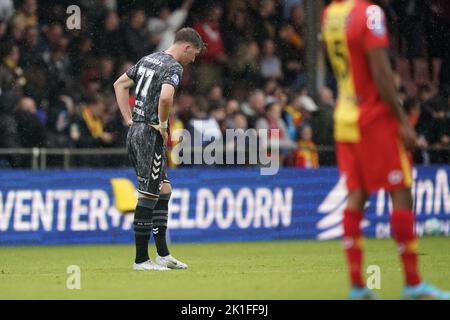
171, 74, 179, 86
366, 5, 386, 37
388, 170, 403, 185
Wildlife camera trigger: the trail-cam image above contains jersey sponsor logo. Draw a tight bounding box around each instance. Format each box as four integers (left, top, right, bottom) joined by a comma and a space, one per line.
134, 107, 145, 117
388, 170, 403, 185
144, 57, 164, 66
366, 5, 386, 37
137, 176, 148, 184
171, 74, 179, 86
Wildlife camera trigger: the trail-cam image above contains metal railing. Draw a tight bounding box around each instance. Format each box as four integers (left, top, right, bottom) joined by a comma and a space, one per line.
0, 145, 448, 170
0, 148, 128, 169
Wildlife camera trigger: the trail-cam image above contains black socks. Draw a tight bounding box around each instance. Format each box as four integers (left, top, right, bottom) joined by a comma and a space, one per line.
133, 198, 157, 263
152, 193, 171, 257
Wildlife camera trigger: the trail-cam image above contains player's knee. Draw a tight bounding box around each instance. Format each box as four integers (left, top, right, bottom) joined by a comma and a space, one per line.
389, 188, 413, 211
155, 192, 170, 211
161, 183, 172, 194
137, 197, 157, 209
159, 192, 171, 201
138, 193, 159, 201
347, 190, 368, 211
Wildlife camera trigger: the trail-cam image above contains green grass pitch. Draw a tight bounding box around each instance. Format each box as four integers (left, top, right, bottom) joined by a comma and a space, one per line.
0, 237, 449, 300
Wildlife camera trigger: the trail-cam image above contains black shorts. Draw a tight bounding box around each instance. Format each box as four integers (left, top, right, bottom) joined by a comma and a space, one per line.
126, 123, 170, 197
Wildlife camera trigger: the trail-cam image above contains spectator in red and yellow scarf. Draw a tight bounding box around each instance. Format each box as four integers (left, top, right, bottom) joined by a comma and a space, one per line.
293, 124, 319, 168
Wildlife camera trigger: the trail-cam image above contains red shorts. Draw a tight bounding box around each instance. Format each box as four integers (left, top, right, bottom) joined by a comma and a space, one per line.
336, 115, 413, 193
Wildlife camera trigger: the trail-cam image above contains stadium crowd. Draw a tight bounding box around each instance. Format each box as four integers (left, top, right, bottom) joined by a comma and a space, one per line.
0, 0, 449, 168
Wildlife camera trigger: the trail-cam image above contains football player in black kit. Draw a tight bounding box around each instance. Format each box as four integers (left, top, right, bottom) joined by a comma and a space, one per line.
114, 28, 204, 270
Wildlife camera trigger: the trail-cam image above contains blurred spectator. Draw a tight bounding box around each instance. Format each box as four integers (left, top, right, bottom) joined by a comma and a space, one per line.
81, 67, 102, 101
275, 87, 297, 140
174, 91, 195, 124
9, 15, 26, 44
284, 92, 303, 133
314, 86, 335, 147
392, 0, 426, 73
417, 83, 436, 106
148, 0, 193, 52
288, 4, 305, 36
423, 91, 450, 163
13, 96, 45, 166
232, 111, 249, 131
46, 95, 75, 148
250, 0, 279, 44
0, 89, 20, 167
94, 10, 125, 60
263, 79, 280, 104
42, 22, 63, 52
19, 26, 45, 68
260, 39, 283, 80
101, 97, 129, 166
224, 99, 240, 117
424, 0, 450, 91
255, 101, 297, 158
70, 34, 95, 76
99, 56, 116, 93
70, 95, 113, 149
210, 104, 227, 135
286, 123, 319, 168
187, 96, 222, 146
284, 92, 318, 137
241, 89, 266, 128
43, 36, 71, 97
185, 96, 223, 165
0, 0, 14, 22
224, 111, 257, 167
0, 19, 8, 42
123, 9, 152, 62
282, 0, 303, 19
230, 40, 261, 90
277, 23, 305, 90
297, 94, 318, 126
403, 97, 430, 164
193, 3, 228, 93
14, 0, 38, 28
23, 64, 47, 105
0, 41, 26, 109
207, 84, 226, 109
223, 9, 253, 55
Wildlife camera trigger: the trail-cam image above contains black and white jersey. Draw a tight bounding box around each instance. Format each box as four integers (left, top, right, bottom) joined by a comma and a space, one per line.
126, 52, 183, 125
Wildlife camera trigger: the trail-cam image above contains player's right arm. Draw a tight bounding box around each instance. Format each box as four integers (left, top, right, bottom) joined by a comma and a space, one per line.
113, 73, 135, 127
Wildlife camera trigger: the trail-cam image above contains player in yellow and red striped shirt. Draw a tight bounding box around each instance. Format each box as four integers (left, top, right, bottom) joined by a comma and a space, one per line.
322, 0, 450, 299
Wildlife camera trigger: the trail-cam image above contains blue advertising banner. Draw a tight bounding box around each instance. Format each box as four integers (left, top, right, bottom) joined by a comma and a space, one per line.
0, 166, 449, 245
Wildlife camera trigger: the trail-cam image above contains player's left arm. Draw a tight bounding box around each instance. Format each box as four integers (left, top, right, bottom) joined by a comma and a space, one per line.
158, 84, 175, 145
364, 4, 416, 150
113, 73, 135, 127
158, 66, 182, 145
